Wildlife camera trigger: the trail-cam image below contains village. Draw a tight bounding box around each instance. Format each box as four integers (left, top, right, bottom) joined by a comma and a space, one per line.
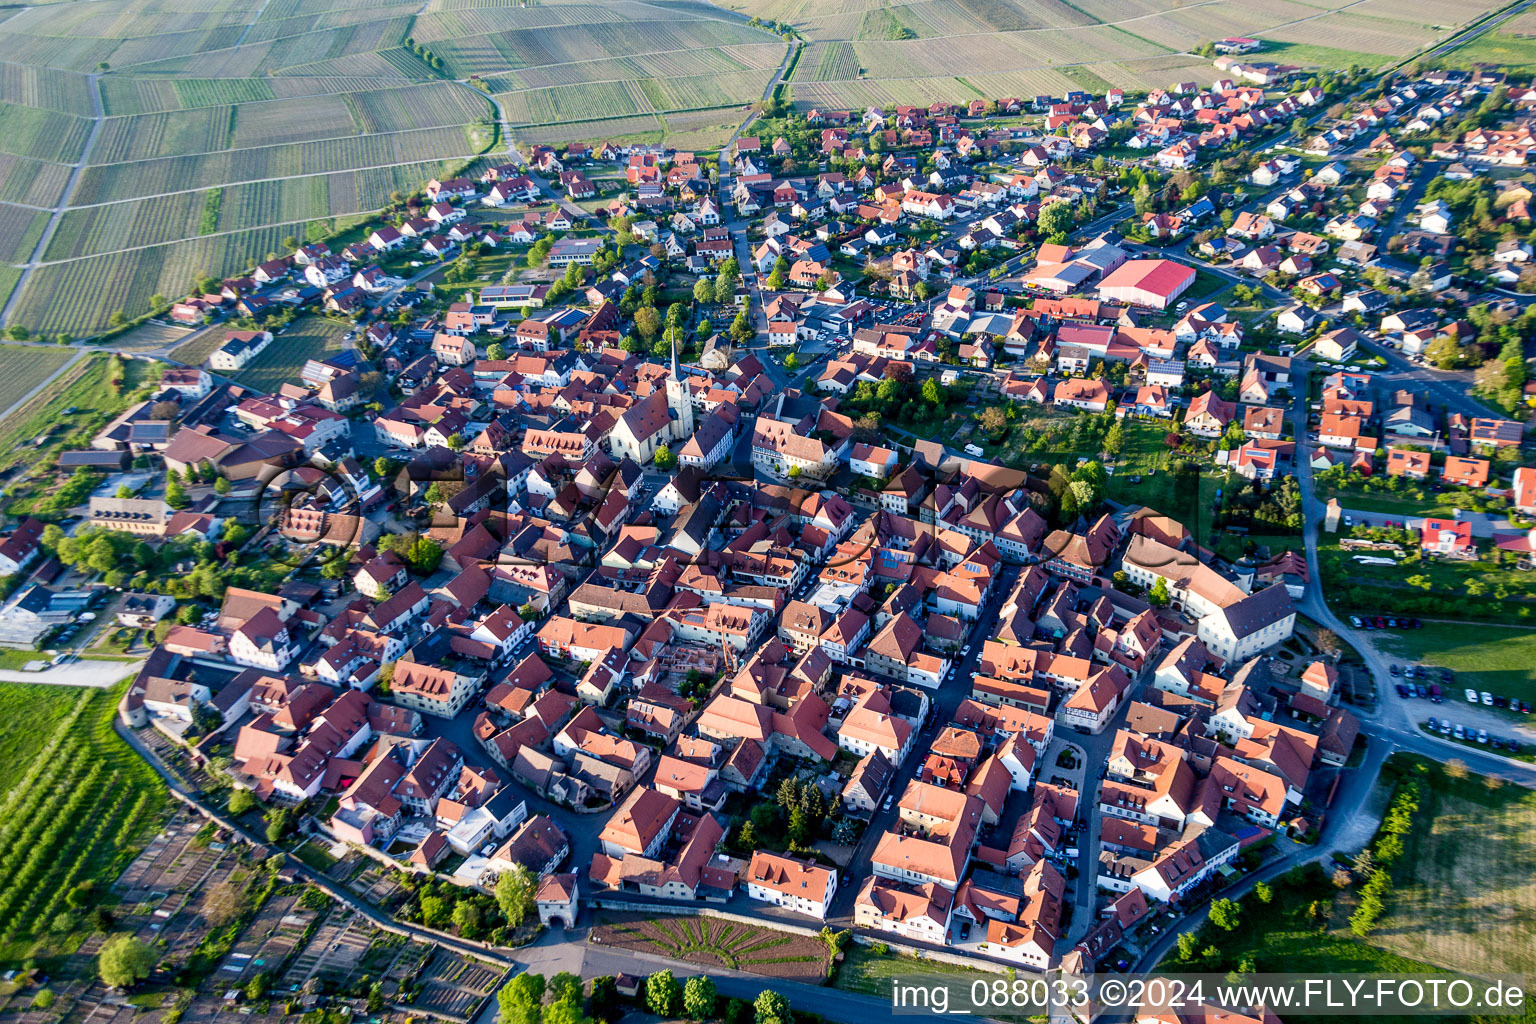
1, 37, 1535, 1024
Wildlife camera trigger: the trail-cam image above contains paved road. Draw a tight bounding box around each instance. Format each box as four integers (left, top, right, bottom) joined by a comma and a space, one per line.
0, 656, 144, 687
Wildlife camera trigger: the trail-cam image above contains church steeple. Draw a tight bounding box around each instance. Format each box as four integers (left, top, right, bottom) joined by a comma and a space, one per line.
670, 331, 679, 381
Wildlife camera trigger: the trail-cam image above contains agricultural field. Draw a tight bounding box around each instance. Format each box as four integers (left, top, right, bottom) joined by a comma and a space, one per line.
0, 345, 76, 417
233, 316, 351, 393
733, 0, 1510, 110
1373, 757, 1536, 979
0, 680, 169, 957
0, 0, 796, 337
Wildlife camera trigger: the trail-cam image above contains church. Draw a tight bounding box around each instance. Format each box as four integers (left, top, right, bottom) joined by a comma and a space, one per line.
607, 339, 696, 464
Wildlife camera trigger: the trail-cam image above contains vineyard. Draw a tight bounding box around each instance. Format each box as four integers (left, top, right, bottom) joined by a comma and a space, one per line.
15, 221, 315, 336
0, 204, 49, 265
72, 124, 485, 205
0, 101, 93, 165
0, 681, 167, 955
0, 345, 76, 415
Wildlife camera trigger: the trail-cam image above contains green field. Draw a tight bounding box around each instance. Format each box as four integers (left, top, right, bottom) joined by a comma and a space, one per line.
1377, 623, 1536, 706
234, 316, 351, 393
1374, 757, 1536, 979
1443, 32, 1536, 70
0, 680, 168, 957
0, 353, 153, 502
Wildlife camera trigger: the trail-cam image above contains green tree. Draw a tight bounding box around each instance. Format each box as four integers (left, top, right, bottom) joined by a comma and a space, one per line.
654, 444, 677, 471
452, 900, 484, 938
487, 342, 507, 361
767, 256, 790, 290
714, 270, 736, 305
754, 990, 792, 1024
1104, 420, 1125, 457
1148, 577, 1171, 607
164, 476, 189, 510
1208, 897, 1241, 931
647, 970, 680, 1017
98, 934, 155, 989
227, 788, 257, 816
694, 278, 715, 303
495, 865, 536, 925
264, 806, 293, 843
1253, 881, 1273, 904
634, 305, 662, 341
684, 976, 717, 1021
500, 972, 546, 1024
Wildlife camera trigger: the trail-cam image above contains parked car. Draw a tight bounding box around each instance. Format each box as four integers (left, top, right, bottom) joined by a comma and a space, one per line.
1389, 664, 1400, 676
1520, 700, 1531, 714
1454, 724, 1465, 739
1482, 691, 1494, 705
1396, 683, 1410, 698
1477, 729, 1489, 744
1429, 684, 1442, 702
1427, 716, 1439, 730
1495, 694, 1510, 708
1416, 683, 1428, 698
1350, 615, 1363, 628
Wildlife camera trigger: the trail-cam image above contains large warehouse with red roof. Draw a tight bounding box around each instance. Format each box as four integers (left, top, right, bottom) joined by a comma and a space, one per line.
1096, 259, 1198, 310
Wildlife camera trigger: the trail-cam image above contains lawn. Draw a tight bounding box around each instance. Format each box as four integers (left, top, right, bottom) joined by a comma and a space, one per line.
1157, 825, 1535, 1024
1376, 622, 1536, 707
1445, 32, 1536, 70
233, 316, 350, 393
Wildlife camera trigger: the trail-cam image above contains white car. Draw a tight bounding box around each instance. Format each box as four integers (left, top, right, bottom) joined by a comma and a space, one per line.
1482, 691, 1494, 706
1466, 688, 1479, 703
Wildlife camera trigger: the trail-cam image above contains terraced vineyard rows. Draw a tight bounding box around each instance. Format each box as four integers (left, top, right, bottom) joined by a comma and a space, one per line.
72, 125, 481, 205
0, 102, 93, 164
14, 221, 313, 336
